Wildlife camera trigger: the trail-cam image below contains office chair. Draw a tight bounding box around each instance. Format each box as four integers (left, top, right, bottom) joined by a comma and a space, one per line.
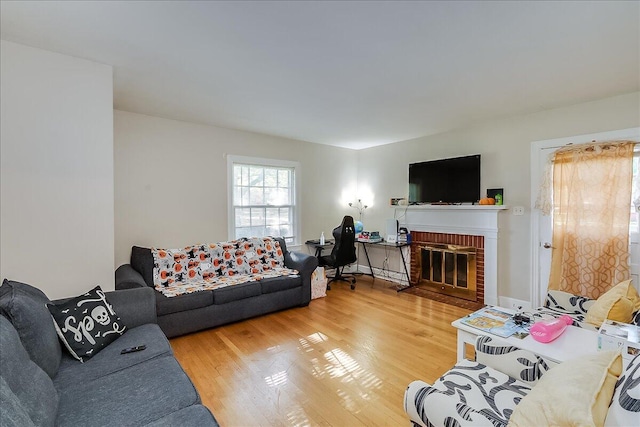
318, 215, 357, 290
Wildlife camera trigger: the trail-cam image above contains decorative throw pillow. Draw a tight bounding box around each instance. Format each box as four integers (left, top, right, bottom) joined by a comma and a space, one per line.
183, 244, 206, 281
508, 350, 623, 427
47, 286, 126, 362
263, 237, 285, 268
610, 279, 640, 309
237, 237, 266, 274
213, 241, 250, 276
152, 247, 193, 287
586, 280, 638, 326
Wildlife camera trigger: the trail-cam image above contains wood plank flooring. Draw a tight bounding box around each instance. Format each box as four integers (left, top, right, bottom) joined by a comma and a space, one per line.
170, 277, 471, 426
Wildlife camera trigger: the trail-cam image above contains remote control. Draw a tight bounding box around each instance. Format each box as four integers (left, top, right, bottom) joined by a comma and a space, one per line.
121, 345, 146, 354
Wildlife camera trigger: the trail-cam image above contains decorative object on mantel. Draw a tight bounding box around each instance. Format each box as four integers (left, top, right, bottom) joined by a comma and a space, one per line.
487, 188, 504, 205
478, 197, 496, 205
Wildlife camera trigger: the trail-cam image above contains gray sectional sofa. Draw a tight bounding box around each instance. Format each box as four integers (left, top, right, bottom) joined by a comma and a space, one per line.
0, 280, 218, 427
115, 237, 318, 338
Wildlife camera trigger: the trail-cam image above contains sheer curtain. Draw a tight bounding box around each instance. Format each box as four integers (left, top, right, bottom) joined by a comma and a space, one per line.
547, 141, 635, 299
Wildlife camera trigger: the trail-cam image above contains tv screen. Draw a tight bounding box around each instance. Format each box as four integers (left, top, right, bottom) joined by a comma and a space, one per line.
408, 155, 481, 204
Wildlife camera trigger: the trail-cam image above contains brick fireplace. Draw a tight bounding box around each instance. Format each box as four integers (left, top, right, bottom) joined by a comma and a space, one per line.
400, 205, 506, 307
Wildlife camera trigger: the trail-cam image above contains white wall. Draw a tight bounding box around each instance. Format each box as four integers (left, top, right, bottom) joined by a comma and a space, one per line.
114, 110, 357, 267
357, 92, 640, 302
0, 41, 114, 299
6, 38, 633, 305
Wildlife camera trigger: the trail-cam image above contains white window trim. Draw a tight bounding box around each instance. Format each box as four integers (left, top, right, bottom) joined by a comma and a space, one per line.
226, 155, 301, 245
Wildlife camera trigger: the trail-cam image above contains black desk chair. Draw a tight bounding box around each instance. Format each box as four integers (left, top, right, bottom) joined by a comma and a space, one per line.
318, 215, 357, 290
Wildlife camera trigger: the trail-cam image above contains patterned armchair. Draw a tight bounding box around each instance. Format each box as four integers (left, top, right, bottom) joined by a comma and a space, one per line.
537, 290, 640, 330
404, 335, 640, 427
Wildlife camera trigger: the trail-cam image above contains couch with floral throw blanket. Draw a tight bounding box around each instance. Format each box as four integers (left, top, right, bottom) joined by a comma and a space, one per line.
115, 237, 318, 337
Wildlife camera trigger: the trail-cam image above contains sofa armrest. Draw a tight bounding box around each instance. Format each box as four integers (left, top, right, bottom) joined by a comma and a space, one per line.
404, 379, 433, 427
104, 287, 157, 328
115, 264, 148, 290
285, 250, 318, 275
475, 335, 558, 386
285, 250, 319, 305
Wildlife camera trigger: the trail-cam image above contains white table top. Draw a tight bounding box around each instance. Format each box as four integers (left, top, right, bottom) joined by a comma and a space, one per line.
452, 315, 600, 363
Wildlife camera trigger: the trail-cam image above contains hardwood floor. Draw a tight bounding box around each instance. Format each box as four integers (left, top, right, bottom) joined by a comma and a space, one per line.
170, 277, 471, 426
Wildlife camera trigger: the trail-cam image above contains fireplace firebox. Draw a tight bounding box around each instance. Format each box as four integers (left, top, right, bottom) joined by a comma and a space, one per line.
418, 244, 477, 301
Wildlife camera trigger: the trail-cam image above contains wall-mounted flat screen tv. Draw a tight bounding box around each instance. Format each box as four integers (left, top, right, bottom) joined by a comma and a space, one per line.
408, 154, 481, 204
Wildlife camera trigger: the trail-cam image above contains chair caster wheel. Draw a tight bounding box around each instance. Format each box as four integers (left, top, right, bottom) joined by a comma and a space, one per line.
327, 284, 331, 291
350, 284, 355, 290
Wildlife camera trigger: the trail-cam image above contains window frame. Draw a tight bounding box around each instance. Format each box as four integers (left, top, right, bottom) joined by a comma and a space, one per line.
227, 155, 301, 245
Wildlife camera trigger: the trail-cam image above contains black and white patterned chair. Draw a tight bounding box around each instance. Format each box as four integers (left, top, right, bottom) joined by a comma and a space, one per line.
536, 290, 640, 330
404, 335, 640, 427
535, 289, 597, 330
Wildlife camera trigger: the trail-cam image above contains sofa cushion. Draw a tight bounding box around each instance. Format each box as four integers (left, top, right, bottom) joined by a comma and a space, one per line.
47, 286, 127, 362
145, 404, 219, 426
259, 276, 302, 294
0, 316, 59, 427
213, 281, 261, 304
0, 377, 37, 427
404, 359, 531, 427
53, 323, 172, 390
475, 335, 558, 387
152, 247, 194, 287
131, 245, 155, 287
509, 350, 622, 427
56, 356, 200, 427
0, 279, 62, 378
156, 290, 213, 316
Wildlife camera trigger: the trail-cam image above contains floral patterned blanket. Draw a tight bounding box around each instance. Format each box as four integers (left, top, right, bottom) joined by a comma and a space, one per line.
152, 237, 298, 297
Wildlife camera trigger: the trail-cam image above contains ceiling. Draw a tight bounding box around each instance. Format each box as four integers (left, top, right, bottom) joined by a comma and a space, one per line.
1, 1, 638, 150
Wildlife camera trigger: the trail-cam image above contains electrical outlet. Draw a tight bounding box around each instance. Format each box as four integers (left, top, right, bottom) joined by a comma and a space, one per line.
513, 206, 525, 216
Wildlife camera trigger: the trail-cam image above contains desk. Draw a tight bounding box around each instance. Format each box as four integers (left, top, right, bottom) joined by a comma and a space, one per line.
451, 309, 599, 363
304, 240, 334, 257
358, 241, 411, 289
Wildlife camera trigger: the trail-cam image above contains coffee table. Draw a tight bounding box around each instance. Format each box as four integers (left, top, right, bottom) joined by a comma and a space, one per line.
451, 308, 599, 363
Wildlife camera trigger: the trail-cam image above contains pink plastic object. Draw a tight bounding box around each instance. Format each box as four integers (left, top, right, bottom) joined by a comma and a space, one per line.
529, 315, 573, 343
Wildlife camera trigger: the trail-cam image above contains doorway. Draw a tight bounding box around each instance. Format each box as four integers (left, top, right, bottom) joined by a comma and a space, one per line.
530, 127, 640, 308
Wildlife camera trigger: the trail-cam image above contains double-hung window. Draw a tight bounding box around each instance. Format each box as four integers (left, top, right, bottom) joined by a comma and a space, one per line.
227, 155, 300, 244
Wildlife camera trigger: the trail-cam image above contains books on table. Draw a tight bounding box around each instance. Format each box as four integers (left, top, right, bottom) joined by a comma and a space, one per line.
459, 307, 522, 338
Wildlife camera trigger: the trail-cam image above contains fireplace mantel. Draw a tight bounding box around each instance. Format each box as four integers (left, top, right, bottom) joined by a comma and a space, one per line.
397, 205, 508, 306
